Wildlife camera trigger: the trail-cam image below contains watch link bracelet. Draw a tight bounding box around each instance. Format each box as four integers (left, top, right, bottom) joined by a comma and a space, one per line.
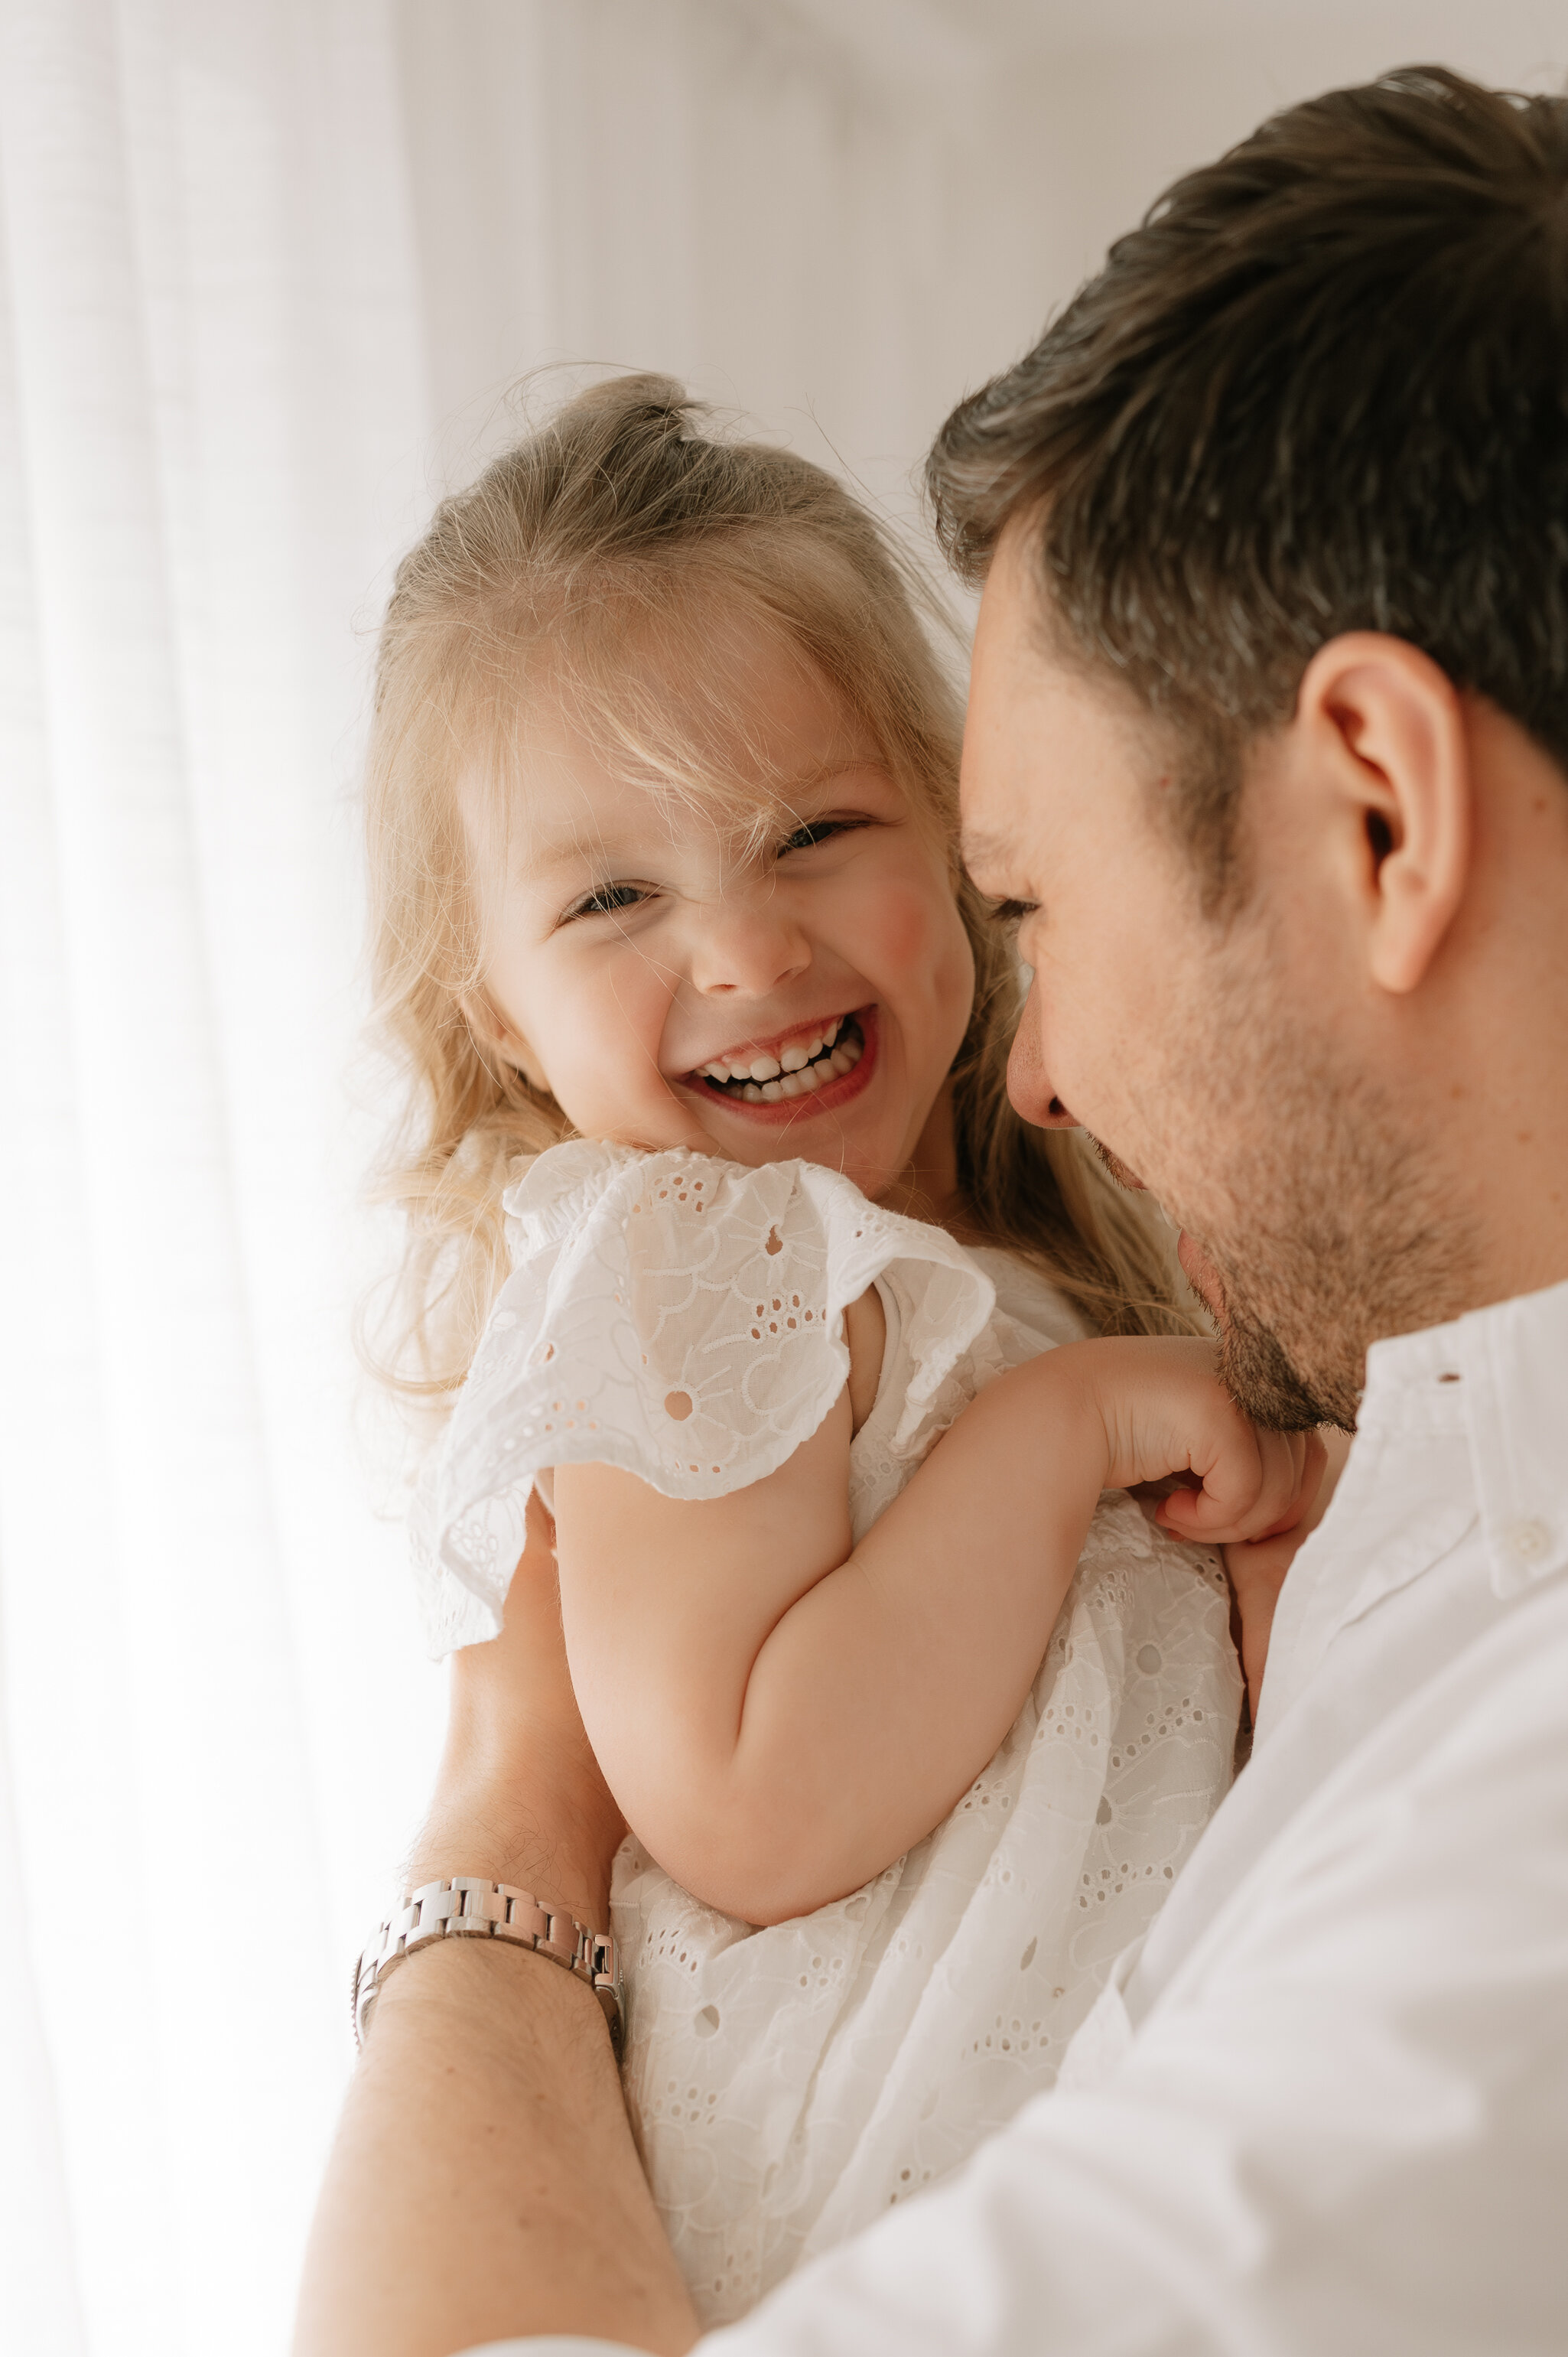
353, 1874, 623, 2056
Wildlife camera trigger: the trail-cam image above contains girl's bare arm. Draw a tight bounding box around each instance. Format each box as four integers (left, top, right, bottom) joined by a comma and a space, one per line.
554, 1330, 1313, 1926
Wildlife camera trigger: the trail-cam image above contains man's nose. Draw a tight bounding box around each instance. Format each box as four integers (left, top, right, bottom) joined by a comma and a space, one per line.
687, 894, 811, 997
1007, 978, 1078, 1128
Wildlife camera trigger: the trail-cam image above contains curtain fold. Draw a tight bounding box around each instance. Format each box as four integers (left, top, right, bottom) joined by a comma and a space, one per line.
0, 5, 441, 2349
0, 3, 1056, 2346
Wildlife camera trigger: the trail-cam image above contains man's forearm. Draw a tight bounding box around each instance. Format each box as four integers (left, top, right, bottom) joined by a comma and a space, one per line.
293, 1936, 698, 2357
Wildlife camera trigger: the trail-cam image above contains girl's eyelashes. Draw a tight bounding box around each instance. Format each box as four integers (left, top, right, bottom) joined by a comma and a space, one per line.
989, 897, 1039, 927
559, 880, 653, 924
775, 816, 867, 858
557, 815, 870, 921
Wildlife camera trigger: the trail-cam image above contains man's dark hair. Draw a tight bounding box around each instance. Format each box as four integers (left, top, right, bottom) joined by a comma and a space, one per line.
928, 67, 1568, 897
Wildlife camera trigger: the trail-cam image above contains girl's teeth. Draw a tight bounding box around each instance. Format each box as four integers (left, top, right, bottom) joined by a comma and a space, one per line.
701, 1014, 862, 1099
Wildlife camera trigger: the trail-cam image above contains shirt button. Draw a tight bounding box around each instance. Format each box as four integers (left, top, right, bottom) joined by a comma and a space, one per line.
1505, 1518, 1553, 1564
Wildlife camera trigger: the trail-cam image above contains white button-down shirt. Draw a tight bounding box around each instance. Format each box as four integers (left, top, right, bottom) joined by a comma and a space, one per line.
485, 1278, 1568, 2357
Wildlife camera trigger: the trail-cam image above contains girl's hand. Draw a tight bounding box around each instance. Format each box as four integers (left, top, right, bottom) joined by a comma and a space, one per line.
1061, 1336, 1324, 1548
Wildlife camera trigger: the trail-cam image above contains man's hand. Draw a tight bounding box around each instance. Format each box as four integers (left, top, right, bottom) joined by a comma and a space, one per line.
406, 1487, 626, 1926
293, 1489, 698, 2357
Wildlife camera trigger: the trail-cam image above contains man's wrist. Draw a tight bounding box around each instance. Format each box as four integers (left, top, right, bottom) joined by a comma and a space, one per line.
369, 1932, 616, 2077
357, 1876, 623, 2053
408, 1767, 623, 1930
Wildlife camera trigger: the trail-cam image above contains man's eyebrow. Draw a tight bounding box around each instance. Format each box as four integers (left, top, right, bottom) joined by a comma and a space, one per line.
958, 825, 1014, 872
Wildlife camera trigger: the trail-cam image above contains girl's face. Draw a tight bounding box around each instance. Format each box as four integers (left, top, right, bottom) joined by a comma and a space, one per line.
467, 618, 975, 1207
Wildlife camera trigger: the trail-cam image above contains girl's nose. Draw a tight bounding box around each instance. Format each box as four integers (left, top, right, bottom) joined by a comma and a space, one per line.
687, 893, 811, 998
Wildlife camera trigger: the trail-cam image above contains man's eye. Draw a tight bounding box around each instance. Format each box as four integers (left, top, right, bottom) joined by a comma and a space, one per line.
989, 897, 1038, 926
562, 882, 649, 923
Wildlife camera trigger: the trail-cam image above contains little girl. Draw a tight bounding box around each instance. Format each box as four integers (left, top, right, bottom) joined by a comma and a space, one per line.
366, 378, 1313, 2328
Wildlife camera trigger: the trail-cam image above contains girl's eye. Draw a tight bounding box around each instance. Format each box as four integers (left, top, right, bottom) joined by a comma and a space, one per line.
776, 818, 858, 858
990, 897, 1039, 927
561, 881, 650, 923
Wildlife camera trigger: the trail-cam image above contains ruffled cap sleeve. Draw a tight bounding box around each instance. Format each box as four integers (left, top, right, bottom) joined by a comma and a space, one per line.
410, 1141, 994, 1654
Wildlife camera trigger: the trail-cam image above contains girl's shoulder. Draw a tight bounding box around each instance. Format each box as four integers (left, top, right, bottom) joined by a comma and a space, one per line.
503, 1139, 979, 1294
501, 1136, 643, 1257
414, 1144, 1003, 1654
499, 1145, 1091, 1381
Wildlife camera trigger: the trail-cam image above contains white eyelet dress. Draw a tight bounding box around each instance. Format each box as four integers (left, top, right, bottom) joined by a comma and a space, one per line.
411, 1141, 1241, 2328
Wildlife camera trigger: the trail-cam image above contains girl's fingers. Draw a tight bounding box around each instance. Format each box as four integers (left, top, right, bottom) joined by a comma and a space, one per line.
1251, 1429, 1328, 1540
1156, 1413, 1269, 1538
1158, 1422, 1318, 1545
1247, 1428, 1307, 1537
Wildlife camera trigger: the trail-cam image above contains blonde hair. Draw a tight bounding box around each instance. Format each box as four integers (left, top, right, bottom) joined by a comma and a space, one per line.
363, 374, 1193, 1404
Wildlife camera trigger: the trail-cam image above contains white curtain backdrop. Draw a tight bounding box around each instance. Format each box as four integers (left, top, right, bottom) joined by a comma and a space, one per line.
2, 3, 1563, 2352
0, 9, 1040, 2349
0, 5, 434, 2352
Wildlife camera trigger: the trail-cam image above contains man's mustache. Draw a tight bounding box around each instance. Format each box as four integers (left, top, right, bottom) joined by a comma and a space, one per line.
1085, 1130, 1146, 1196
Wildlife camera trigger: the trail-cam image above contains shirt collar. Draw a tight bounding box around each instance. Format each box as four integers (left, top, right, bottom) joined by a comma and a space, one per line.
1361, 1277, 1568, 1600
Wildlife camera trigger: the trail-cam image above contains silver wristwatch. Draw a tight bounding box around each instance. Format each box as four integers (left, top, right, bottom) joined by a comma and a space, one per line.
353, 1875, 623, 2056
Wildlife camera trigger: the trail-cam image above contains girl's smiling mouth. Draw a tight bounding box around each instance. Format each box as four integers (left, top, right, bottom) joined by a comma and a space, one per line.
685, 1009, 876, 1120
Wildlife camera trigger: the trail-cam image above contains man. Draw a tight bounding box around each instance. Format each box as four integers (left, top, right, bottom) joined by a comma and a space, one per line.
296, 66, 1568, 2356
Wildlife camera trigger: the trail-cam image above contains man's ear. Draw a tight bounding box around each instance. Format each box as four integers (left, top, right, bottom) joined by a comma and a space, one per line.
1294, 633, 1472, 995
458, 990, 548, 1093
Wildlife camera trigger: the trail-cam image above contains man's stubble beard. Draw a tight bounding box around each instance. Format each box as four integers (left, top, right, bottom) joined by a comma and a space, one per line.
1105, 939, 1479, 1432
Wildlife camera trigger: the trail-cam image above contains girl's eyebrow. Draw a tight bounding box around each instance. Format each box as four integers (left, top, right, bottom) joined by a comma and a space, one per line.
520, 832, 641, 881
793, 752, 891, 789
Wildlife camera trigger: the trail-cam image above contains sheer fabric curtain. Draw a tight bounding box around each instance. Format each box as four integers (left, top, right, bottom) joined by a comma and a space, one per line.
0, 5, 438, 2352
396, 0, 1037, 542
0, 6, 1014, 2349
0, 3, 1057, 2348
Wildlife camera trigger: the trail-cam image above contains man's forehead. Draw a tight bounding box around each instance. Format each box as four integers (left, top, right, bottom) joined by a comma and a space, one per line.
963, 560, 1169, 857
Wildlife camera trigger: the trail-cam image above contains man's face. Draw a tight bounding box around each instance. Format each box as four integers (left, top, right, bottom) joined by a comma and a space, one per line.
961, 523, 1468, 1431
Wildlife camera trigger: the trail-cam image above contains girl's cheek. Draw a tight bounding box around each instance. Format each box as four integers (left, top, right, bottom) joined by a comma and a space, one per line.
529, 952, 667, 1121
849, 870, 949, 973
857, 874, 972, 1011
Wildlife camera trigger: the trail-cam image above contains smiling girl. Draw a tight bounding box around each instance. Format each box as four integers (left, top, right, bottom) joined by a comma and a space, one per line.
363, 379, 1313, 2323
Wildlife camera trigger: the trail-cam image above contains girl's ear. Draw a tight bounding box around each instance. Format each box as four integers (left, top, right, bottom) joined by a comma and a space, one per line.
458, 989, 548, 1093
